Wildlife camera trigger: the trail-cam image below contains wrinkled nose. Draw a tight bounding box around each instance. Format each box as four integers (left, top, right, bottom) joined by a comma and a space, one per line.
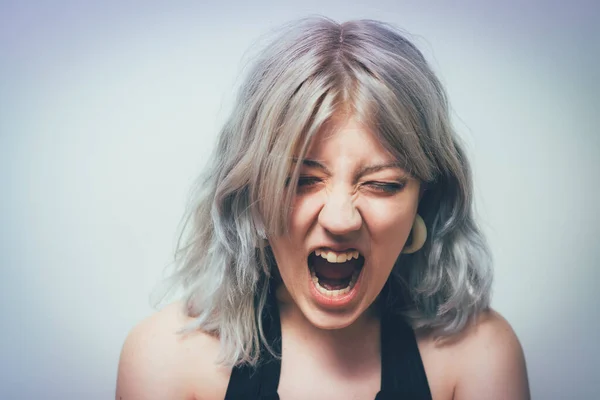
318, 187, 362, 237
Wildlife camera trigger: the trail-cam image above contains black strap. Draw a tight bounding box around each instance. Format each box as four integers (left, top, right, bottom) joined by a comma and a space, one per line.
379, 308, 432, 399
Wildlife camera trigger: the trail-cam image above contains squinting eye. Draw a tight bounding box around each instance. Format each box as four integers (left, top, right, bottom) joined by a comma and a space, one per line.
297, 176, 322, 187
284, 176, 321, 190
363, 181, 406, 193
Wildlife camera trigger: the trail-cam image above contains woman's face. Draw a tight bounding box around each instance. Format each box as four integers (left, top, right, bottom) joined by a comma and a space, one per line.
269, 116, 421, 329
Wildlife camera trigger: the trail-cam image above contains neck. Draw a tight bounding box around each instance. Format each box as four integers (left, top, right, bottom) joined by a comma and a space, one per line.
276, 285, 382, 376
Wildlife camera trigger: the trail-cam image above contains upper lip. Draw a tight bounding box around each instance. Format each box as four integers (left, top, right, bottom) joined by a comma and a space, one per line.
308, 243, 366, 257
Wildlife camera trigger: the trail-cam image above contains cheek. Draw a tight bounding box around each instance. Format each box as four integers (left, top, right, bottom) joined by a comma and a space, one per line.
269, 195, 323, 284
361, 200, 417, 257
385, 206, 415, 235
269, 237, 304, 283
364, 198, 416, 232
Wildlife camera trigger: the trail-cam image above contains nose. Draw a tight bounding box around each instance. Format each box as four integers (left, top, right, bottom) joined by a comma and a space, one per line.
318, 186, 362, 237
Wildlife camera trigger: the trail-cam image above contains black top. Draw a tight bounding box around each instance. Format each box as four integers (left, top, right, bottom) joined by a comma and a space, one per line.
224, 283, 432, 400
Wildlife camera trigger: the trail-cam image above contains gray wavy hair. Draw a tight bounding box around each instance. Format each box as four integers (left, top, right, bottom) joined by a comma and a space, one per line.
158, 16, 493, 367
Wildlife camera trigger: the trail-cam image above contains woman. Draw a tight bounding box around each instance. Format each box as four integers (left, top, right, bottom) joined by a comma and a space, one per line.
117, 17, 529, 399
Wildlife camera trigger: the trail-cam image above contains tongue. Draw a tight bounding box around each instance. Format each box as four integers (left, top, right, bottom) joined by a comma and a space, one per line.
312, 256, 355, 280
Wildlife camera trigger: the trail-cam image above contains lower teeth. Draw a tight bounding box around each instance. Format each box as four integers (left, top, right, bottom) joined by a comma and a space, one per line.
310, 269, 359, 297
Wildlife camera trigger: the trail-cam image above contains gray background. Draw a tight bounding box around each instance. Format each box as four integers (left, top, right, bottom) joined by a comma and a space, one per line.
1, 0, 598, 398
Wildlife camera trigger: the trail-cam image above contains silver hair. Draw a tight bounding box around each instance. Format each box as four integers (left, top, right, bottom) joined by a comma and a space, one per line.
156, 16, 493, 366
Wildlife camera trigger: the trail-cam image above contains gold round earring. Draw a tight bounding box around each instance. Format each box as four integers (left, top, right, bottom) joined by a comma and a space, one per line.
401, 214, 427, 254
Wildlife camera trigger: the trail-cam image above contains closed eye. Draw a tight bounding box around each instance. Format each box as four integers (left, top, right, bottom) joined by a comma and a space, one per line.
362, 181, 406, 193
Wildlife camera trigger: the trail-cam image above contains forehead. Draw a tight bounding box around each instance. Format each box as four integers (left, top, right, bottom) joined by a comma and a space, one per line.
304, 115, 395, 163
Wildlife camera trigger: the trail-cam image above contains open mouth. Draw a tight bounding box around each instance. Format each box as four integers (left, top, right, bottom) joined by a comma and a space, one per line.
308, 249, 365, 297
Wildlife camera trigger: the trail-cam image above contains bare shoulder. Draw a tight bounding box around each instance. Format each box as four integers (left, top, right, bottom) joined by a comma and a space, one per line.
115, 302, 230, 400
418, 309, 530, 400
453, 309, 529, 399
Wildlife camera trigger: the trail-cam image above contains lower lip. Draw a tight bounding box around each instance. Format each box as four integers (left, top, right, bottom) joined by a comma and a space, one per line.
308, 269, 363, 308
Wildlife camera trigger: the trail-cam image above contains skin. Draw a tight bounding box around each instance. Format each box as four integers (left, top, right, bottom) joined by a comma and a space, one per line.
116, 117, 530, 399
269, 115, 420, 332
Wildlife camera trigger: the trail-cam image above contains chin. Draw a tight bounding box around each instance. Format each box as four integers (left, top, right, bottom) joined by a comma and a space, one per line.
304, 306, 367, 330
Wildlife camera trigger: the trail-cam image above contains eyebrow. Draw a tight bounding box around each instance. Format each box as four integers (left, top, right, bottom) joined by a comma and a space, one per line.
298, 158, 330, 173
294, 158, 406, 178
356, 162, 406, 177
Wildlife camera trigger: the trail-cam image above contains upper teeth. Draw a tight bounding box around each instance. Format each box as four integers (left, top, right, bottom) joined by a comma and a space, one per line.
314, 249, 360, 263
